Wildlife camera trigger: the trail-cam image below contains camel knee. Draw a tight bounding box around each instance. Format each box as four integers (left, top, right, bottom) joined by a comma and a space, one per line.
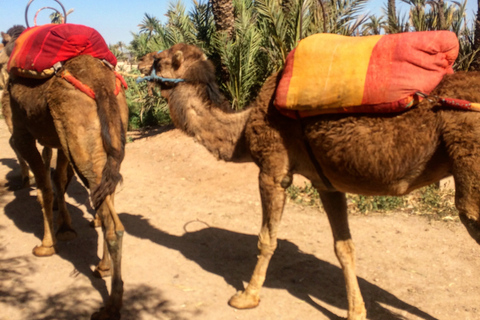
257, 233, 277, 256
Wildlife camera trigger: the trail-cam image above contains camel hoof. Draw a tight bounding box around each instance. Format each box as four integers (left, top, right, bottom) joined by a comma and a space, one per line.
32, 245, 57, 257
228, 290, 260, 309
93, 266, 112, 278
56, 226, 77, 241
91, 307, 120, 320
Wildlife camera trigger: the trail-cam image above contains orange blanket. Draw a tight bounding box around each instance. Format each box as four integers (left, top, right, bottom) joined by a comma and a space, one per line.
274, 31, 459, 118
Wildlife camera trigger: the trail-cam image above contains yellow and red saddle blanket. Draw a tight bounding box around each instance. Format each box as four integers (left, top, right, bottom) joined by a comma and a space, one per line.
274, 31, 460, 118
7, 23, 117, 78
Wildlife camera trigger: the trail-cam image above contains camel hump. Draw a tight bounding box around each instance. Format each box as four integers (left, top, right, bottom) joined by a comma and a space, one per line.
275, 31, 459, 118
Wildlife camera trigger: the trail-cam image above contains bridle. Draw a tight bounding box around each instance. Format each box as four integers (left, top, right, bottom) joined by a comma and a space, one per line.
136, 50, 185, 84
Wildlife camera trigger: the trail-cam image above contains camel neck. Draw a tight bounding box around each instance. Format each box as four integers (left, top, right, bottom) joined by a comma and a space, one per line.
168, 83, 252, 162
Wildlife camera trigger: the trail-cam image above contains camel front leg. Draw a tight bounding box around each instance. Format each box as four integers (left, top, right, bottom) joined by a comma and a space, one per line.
229, 172, 286, 309
319, 190, 366, 320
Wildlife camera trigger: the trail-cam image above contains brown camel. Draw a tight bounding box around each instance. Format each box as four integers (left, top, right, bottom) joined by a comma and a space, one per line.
139, 43, 480, 320
2, 28, 128, 320
1, 26, 34, 187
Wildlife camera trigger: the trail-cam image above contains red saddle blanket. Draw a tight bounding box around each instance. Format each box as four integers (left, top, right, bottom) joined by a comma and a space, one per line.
275, 31, 459, 118
7, 23, 116, 76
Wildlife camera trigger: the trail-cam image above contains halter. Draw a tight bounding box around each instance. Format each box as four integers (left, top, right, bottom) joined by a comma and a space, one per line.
136, 50, 185, 84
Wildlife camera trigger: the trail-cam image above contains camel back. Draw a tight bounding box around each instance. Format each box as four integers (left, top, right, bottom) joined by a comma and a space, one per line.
274, 31, 459, 118
7, 23, 116, 78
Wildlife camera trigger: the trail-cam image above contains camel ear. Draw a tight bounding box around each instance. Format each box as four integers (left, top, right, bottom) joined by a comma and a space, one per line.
1, 32, 11, 43
172, 50, 184, 69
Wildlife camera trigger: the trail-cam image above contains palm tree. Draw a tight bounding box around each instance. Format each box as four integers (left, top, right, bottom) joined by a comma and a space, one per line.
210, 0, 235, 38
138, 13, 161, 39
471, 0, 480, 70
362, 15, 387, 35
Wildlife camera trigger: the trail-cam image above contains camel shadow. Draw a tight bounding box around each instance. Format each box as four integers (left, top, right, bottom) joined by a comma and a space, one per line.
1, 175, 195, 319
2, 176, 108, 296
120, 213, 437, 320
127, 124, 175, 142
0, 241, 188, 319
0, 158, 26, 190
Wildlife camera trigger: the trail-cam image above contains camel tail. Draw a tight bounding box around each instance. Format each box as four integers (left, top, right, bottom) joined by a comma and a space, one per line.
91, 80, 126, 210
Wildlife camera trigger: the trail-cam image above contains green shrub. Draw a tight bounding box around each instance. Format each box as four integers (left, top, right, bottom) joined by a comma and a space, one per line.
286, 182, 458, 220
125, 72, 172, 130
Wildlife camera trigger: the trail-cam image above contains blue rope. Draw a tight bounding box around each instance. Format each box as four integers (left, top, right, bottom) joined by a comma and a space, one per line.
136, 69, 185, 84
136, 50, 185, 84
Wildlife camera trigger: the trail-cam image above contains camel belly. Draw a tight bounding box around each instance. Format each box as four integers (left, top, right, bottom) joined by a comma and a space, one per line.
302, 107, 450, 195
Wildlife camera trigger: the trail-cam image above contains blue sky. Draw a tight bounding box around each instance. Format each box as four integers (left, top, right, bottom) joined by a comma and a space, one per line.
1, 0, 477, 45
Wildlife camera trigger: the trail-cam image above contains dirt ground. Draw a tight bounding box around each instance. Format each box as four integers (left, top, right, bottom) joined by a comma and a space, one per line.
1, 119, 480, 320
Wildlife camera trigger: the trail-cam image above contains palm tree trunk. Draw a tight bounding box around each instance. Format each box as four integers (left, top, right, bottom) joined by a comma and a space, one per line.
471, 0, 480, 70
209, 0, 236, 88
210, 0, 235, 39
437, 0, 446, 30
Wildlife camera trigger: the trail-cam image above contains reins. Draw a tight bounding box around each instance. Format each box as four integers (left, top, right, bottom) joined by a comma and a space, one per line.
136, 67, 185, 84
136, 50, 185, 84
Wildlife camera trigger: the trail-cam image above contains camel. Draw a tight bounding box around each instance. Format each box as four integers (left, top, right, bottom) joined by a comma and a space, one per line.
139, 43, 480, 320
2, 26, 128, 320
1, 26, 34, 187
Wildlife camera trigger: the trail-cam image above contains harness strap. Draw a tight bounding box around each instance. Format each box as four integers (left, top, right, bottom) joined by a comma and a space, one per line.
295, 111, 335, 191
416, 92, 480, 112
60, 70, 128, 99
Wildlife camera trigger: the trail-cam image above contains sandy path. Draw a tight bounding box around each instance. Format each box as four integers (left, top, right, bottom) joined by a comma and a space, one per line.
1, 120, 480, 320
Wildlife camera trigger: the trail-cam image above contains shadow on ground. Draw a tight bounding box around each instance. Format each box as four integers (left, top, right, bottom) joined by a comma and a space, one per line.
1, 166, 189, 320
120, 213, 437, 320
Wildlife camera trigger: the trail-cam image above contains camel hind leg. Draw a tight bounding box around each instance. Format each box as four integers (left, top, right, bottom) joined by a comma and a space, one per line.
319, 190, 366, 320
52, 149, 77, 241
441, 113, 480, 243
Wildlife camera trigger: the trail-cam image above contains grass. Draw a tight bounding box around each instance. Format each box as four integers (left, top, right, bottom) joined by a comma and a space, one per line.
286, 182, 459, 221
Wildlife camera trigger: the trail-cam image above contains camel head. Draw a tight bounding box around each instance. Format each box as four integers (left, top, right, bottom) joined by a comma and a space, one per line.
0, 25, 25, 88
139, 44, 211, 87
139, 44, 222, 104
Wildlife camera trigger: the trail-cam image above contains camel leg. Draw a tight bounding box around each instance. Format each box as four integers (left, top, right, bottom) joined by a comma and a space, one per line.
91, 195, 124, 320
93, 198, 113, 278
229, 172, 286, 309
9, 136, 33, 188
319, 191, 366, 320
53, 149, 77, 241
13, 133, 57, 257
451, 164, 480, 244
2, 90, 33, 188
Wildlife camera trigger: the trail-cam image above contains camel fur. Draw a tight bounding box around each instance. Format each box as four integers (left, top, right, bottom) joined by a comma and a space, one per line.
140, 43, 480, 320
2, 28, 128, 320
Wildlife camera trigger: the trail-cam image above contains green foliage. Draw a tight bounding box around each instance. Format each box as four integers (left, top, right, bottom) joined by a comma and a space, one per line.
125, 72, 171, 130
124, 0, 479, 127
287, 182, 458, 220
349, 194, 405, 213
286, 183, 321, 207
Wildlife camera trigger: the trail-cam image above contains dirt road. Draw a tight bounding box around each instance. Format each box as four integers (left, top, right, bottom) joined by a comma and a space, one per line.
1, 120, 480, 320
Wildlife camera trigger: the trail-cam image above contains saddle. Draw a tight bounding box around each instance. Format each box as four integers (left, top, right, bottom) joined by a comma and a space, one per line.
7, 23, 117, 78
274, 31, 460, 118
